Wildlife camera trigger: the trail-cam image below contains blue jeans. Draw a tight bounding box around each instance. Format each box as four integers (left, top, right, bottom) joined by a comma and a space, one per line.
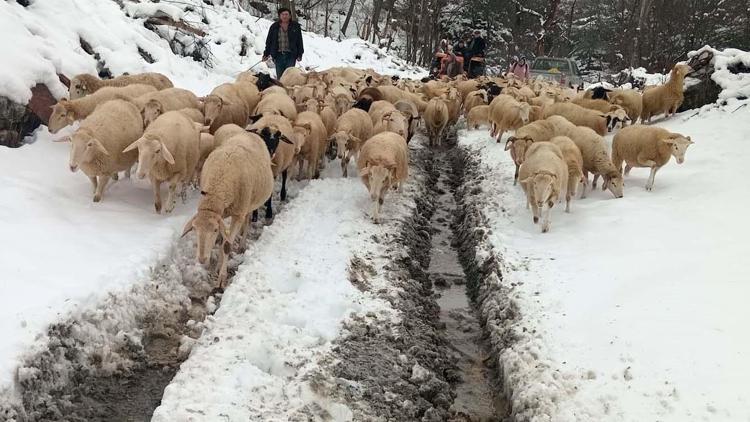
274, 52, 296, 79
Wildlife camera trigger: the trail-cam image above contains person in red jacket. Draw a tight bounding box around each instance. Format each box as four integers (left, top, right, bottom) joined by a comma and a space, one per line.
262, 8, 304, 79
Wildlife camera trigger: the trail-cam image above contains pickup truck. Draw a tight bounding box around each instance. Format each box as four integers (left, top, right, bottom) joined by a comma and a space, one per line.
529, 57, 583, 87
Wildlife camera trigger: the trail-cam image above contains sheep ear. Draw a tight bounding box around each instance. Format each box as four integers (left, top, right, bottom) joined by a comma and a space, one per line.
687, 136, 693, 144
53, 136, 72, 143
358, 166, 370, 176
181, 216, 196, 238
248, 114, 263, 123
213, 215, 229, 240
660, 137, 677, 145
90, 138, 109, 156
602, 177, 610, 190
504, 137, 516, 151
122, 138, 141, 153
160, 142, 175, 164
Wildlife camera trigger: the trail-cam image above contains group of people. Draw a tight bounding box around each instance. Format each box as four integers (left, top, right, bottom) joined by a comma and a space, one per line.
431, 29, 487, 79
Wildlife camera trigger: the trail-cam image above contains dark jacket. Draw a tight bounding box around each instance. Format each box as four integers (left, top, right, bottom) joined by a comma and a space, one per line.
263, 21, 304, 60
467, 36, 486, 58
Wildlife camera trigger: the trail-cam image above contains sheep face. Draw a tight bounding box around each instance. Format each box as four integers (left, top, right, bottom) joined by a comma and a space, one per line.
303, 98, 320, 113
517, 103, 532, 125
602, 174, 624, 198
203, 95, 225, 127
334, 95, 352, 116
360, 164, 393, 202
123, 137, 175, 179
663, 135, 694, 164
142, 100, 164, 127
525, 173, 556, 209
183, 211, 227, 265
331, 132, 352, 160
606, 108, 631, 132
69, 132, 108, 173
69, 80, 88, 100
49, 102, 76, 133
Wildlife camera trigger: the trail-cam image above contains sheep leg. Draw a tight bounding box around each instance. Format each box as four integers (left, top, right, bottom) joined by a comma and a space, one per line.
565, 183, 573, 213
164, 176, 179, 213
341, 155, 349, 177
541, 201, 553, 233
151, 178, 163, 214
624, 164, 633, 176
93, 175, 111, 203
280, 170, 288, 201
645, 166, 659, 191
227, 215, 244, 250
372, 197, 381, 223
592, 174, 599, 188
579, 171, 589, 199
513, 163, 519, 186
264, 196, 273, 221
88, 176, 98, 194
296, 158, 305, 181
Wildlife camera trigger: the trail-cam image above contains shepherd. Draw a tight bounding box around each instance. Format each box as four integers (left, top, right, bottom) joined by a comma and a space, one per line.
262, 7, 305, 79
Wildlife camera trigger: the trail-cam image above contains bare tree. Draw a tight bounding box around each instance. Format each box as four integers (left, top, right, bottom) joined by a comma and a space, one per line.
340, 0, 356, 36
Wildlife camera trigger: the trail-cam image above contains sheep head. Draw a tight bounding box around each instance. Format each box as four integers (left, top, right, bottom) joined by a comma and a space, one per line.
48, 101, 76, 134
359, 163, 394, 201
605, 107, 631, 132
516, 103, 532, 125
303, 98, 320, 113
602, 171, 624, 198
521, 171, 558, 209
662, 134, 694, 164
330, 132, 360, 160
181, 210, 229, 265
69, 78, 89, 100
68, 129, 109, 173
203, 95, 229, 127
141, 99, 165, 128
122, 136, 175, 179
505, 136, 534, 166
334, 94, 352, 116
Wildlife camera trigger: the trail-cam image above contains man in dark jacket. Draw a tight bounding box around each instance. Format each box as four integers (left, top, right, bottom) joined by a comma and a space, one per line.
262, 8, 304, 79
466, 30, 486, 78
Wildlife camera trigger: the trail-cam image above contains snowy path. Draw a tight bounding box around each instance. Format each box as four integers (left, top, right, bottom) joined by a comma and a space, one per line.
456, 104, 750, 421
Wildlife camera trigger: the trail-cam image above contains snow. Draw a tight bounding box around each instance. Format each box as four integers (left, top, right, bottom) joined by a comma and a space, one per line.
458, 103, 750, 421
689, 46, 750, 100
0, 128, 199, 387
0, 0, 424, 406
0, 0, 424, 103
152, 165, 407, 420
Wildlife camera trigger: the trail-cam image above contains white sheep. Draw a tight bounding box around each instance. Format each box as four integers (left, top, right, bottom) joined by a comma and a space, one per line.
68, 72, 173, 99
357, 132, 409, 223
247, 115, 298, 201
488, 94, 532, 141
519, 142, 568, 233
611, 125, 694, 191
330, 108, 373, 177
131, 88, 201, 127
424, 97, 449, 147
293, 111, 328, 180
543, 102, 607, 136
49, 84, 157, 133
466, 105, 489, 129
122, 111, 200, 213
549, 136, 584, 212
56, 99, 143, 202
641, 64, 691, 122
202, 83, 249, 133
609, 89, 643, 124
252, 92, 297, 120
181, 130, 275, 286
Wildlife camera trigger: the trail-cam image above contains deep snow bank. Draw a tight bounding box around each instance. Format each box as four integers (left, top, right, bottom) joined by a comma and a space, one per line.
455, 103, 750, 421
0, 0, 424, 104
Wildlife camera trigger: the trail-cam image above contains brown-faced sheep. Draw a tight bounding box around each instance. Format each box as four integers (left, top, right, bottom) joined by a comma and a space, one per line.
519, 142, 568, 233
357, 132, 409, 223
641, 64, 692, 122
424, 97, 449, 147
330, 108, 373, 177
488, 94, 532, 141
68, 72, 173, 99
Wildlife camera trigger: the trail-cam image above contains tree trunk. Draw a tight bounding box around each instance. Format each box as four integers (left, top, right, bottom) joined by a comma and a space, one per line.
629, 0, 653, 68
340, 0, 356, 36
370, 0, 384, 43
323, 0, 329, 38
535, 0, 561, 56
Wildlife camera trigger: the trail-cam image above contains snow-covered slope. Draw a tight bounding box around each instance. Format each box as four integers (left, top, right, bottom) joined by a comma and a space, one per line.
0, 0, 424, 104
458, 100, 750, 421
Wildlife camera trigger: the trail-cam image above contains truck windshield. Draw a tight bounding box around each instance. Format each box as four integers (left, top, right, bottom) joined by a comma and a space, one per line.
532, 59, 570, 72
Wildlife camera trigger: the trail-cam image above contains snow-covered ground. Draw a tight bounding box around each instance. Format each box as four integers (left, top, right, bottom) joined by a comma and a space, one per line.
458, 100, 750, 421
0, 0, 424, 409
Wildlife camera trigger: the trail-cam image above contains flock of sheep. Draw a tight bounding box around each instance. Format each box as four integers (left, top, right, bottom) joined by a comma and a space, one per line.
46, 60, 695, 285
414, 62, 695, 232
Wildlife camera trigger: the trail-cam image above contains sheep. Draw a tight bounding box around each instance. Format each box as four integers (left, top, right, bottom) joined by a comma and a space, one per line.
232, 81, 262, 115
252, 92, 297, 120
68, 72, 173, 99
424, 97, 450, 147
319, 101, 338, 136
131, 88, 201, 127
394, 99, 419, 143
56, 99, 143, 202
444, 88, 462, 126
462, 89, 488, 115
181, 130, 275, 286
584, 86, 612, 100
421, 80, 449, 99
549, 136, 584, 212
563, 125, 624, 199
641, 64, 692, 122
261, 85, 288, 97
357, 131, 409, 223
611, 125, 694, 191
247, 115, 298, 201
488, 94, 532, 141
609, 89, 643, 124
504, 116, 575, 185
122, 111, 200, 213
353, 87, 383, 112
291, 84, 320, 106
293, 111, 328, 180
49, 84, 157, 133
373, 110, 410, 139
378, 85, 428, 113
605, 106, 631, 132
466, 105, 490, 130
456, 80, 481, 100
255, 72, 285, 91
368, 100, 398, 126
203, 83, 249, 134
330, 108, 374, 177
177, 107, 205, 124
543, 102, 608, 136
518, 142, 568, 233
279, 67, 307, 86
571, 98, 615, 113
529, 105, 545, 122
